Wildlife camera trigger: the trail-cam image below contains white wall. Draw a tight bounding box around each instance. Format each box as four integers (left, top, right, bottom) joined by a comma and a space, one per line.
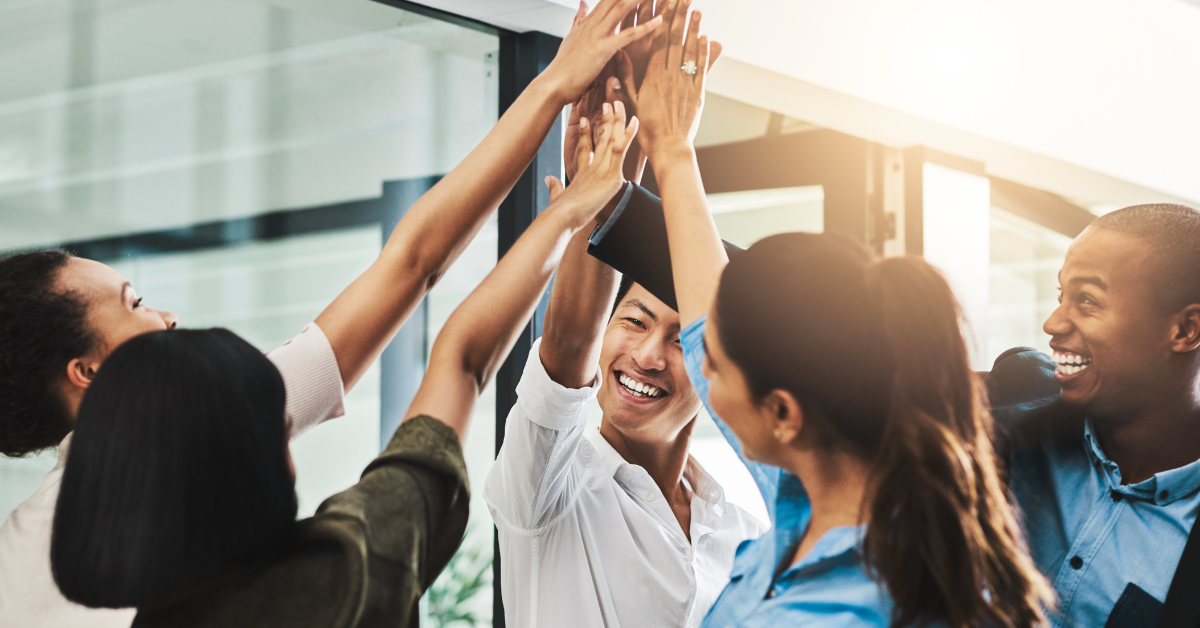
412, 0, 1200, 209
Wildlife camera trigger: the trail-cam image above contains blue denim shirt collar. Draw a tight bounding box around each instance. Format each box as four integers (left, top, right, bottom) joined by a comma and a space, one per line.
1083, 419, 1200, 506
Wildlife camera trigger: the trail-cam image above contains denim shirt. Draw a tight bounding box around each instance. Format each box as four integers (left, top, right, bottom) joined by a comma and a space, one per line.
993, 349, 1200, 627
681, 317, 895, 628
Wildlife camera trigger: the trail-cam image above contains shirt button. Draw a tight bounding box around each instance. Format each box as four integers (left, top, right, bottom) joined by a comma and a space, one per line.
645, 492, 656, 502
624, 470, 634, 479
1109, 489, 1122, 502
1069, 556, 1083, 570
1160, 490, 1169, 500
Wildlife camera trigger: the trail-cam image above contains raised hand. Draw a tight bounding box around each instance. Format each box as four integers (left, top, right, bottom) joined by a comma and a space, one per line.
544, 0, 663, 107
564, 86, 606, 183
617, 2, 664, 98
548, 101, 639, 231
614, 0, 721, 159
563, 2, 664, 184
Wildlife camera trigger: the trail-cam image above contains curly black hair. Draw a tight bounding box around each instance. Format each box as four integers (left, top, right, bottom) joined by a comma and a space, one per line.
0, 250, 96, 457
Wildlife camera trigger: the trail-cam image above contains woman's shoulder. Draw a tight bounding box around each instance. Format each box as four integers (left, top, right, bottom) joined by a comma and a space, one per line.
133, 538, 359, 628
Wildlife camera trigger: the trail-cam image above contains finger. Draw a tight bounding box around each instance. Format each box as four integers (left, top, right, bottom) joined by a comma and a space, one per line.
606, 76, 623, 108
597, 100, 625, 170
545, 175, 565, 202
576, 116, 594, 174
619, 13, 663, 47
640, 0, 657, 22
684, 10, 701, 74
616, 116, 640, 159
621, 6, 636, 31
596, 102, 614, 143
666, 0, 691, 69
600, 0, 639, 24
569, 93, 586, 125
614, 49, 639, 101
651, 0, 677, 56
706, 39, 723, 71
573, 0, 587, 27
695, 35, 710, 88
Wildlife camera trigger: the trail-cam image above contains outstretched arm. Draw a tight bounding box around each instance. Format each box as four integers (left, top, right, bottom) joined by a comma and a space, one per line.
540, 193, 619, 388
314, 0, 661, 392
405, 104, 640, 440
605, 0, 724, 325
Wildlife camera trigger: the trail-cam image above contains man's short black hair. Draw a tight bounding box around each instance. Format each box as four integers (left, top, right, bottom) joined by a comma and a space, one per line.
611, 275, 635, 317
1091, 203, 1200, 309
0, 250, 95, 457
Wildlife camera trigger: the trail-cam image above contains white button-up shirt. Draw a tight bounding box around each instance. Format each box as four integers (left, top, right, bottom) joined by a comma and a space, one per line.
0, 323, 346, 628
485, 338, 766, 628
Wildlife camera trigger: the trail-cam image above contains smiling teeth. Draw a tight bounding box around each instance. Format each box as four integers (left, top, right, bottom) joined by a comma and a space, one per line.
1052, 351, 1092, 375
618, 373, 663, 398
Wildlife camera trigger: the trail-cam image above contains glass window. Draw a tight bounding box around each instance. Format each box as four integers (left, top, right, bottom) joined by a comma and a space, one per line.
0, 0, 498, 249
708, 185, 824, 249
1, 1, 499, 623
988, 207, 1071, 363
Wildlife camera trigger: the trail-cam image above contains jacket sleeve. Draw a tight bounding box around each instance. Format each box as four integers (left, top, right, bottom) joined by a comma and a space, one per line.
984, 347, 1061, 431
587, 184, 742, 311
310, 415, 470, 628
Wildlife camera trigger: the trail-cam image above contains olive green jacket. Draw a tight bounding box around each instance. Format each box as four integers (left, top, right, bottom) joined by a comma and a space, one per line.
132, 416, 470, 628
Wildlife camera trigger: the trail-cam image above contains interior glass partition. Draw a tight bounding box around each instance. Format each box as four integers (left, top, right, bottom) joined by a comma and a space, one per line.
988, 207, 1072, 362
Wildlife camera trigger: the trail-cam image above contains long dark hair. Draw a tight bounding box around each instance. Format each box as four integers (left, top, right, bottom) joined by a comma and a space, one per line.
714, 233, 1052, 628
51, 328, 298, 609
0, 250, 96, 456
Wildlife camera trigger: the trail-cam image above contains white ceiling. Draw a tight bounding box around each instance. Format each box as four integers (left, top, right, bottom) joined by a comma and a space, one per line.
408, 0, 1200, 209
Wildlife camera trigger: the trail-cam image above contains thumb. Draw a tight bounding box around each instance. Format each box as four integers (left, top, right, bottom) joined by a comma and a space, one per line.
545, 175, 565, 202
614, 50, 639, 105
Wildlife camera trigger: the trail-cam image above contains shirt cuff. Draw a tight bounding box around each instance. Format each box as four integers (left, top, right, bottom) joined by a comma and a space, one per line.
267, 322, 347, 440
588, 182, 635, 247
514, 337, 601, 431
680, 316, 711, 402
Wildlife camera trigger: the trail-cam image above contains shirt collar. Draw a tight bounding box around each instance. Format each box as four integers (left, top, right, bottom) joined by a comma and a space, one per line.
55, 432, 73, 469
1083, 419, 1200, 505
789, 524, 865, 572
585, 429, 727, 509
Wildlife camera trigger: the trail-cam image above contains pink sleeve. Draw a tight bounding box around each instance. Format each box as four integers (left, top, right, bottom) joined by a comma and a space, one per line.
267, 323, 346, 440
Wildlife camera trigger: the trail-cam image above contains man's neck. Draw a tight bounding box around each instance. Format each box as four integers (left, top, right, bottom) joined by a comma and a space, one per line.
598, 417, 695, 506
1093, 386, 1200, 484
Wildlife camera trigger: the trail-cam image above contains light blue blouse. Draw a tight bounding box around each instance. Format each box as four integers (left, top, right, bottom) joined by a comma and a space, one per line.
682, 316, 895, 628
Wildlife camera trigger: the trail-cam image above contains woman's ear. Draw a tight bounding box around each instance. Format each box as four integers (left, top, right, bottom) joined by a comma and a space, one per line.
65, 356, 99, 391
761, 388, 804, 445
58, 355, 101, 423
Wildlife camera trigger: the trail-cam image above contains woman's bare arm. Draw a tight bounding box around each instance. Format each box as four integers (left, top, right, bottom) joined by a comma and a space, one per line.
405, 104, 640, 440
615, 0, 722, 326
315, 0, 661, 392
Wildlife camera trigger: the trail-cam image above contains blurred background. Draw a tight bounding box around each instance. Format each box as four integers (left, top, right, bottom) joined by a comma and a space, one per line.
1, 0, 1196, 626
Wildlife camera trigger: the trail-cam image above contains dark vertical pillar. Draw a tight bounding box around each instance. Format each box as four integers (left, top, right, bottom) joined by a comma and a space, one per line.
493, 30, 562, 628
378, 178, 438, 448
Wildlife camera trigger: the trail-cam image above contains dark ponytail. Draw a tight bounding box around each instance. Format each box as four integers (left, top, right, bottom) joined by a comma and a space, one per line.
714, 237, 1052, 628
862, 256, 1052, 628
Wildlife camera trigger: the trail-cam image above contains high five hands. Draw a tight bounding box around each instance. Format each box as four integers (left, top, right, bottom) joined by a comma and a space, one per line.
547, 102, 640, 231
547, 0, 663, 108
564, 0, 721, 182
615, 0, 721, 160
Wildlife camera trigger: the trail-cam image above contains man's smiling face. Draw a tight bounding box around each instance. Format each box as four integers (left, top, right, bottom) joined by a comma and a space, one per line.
597, 283, 701, 440
1043, 226, 1177, 421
